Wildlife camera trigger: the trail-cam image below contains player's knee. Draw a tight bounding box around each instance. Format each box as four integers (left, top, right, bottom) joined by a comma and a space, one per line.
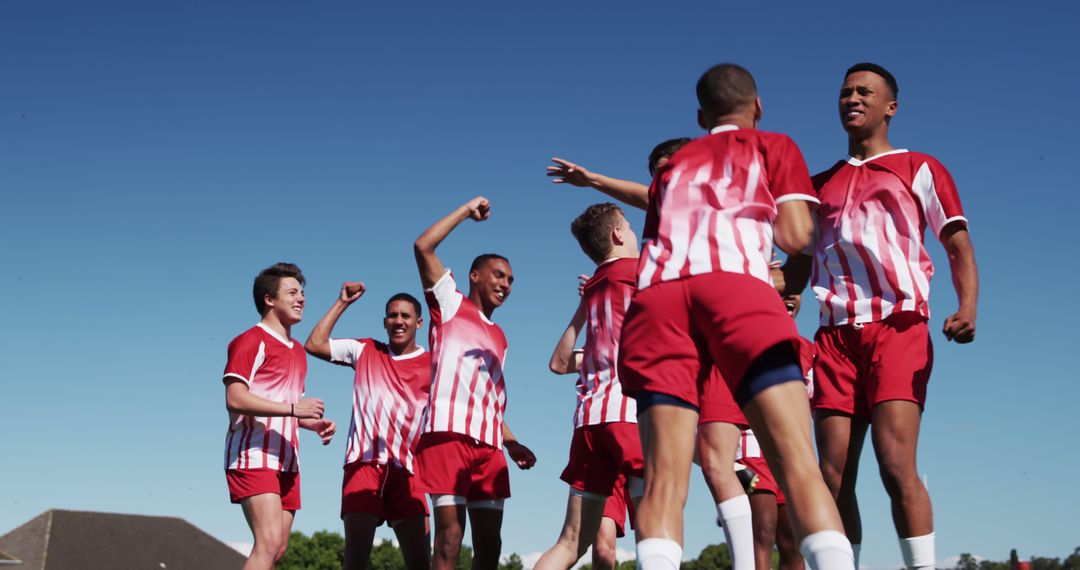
434, 527, 464, 560
876, 456, 921, 496
592, 540, 618, 570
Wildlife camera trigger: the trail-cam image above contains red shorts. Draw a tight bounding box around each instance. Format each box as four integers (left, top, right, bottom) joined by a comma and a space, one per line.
341, 462, 429, 521
698, 368, 747, 426
226, 469, 301, 511
738, 456, 785, 505
415, 432, 510, 500
560, 423, 644, 496
602, 474, 637, 538
812, 311, 933, 421
619, 272, 801, 407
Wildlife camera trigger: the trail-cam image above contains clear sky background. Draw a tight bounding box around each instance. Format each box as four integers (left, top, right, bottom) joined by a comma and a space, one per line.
2, 1, 1078, 568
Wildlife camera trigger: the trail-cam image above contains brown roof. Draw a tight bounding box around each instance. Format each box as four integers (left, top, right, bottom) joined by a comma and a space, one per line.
0, 510, 244, 570
0, 548, 20, 564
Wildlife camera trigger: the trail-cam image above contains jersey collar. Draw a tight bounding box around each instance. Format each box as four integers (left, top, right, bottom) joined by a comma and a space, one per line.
256, 322, 294, 348
710, 124, 739, 134
847, 148, 908, 166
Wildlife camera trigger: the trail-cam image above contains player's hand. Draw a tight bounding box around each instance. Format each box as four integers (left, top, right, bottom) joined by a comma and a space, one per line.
293, 397, 325, 419
769, 260, 786, 294
943, 308, 976, 343
311, 419, 336, 445
577, 274, 590, 297
505, 440, 536, 470
464, 196, 491, 221
548, 158, 595, 188
340, 281, 366, 304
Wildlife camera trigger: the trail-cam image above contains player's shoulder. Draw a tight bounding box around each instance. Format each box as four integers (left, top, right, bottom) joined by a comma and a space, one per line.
902, 150, 949, 170
811, 160, 849, 189
228, 325, 265, 348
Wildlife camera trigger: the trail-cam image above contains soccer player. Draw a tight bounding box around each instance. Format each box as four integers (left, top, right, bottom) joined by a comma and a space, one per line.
794, 63, 978, 570
413, 196, 537, 570
735, 292, 814, 570
222, 263, 336, 570
618, 64, 854, 570
550, 140, 759, 570
534, 203, 645, 570
305, 282, 432, 570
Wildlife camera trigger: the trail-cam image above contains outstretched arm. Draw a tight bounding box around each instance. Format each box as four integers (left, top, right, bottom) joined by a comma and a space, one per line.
548, 157, 649, 210
414, 196, 491, 289
549, 299, 587, 374
305, 282, 366, 361
502, 422, 537, 470
941, 224, 978, 343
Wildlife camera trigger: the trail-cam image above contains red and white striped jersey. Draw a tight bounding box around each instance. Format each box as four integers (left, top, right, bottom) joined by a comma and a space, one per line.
811, 150, 967, 326
737, 337, 815, 460
638, 125, 819, 290
574, 258, 638, 428
329, 338, 430, 473
222, 323, 306, 472
422, 271, 509, 449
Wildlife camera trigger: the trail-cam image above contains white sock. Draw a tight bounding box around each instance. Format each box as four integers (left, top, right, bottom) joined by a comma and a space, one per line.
800, 530, 854, 570
852, 544, 861, 568
717, 496, 755, 570
637, 538, 682, 570
899, 533, 935, 569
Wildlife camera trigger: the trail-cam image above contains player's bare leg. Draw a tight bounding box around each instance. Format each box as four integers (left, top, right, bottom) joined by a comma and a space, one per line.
814, 410, 868, 547
698, 421, 754, 570
774, 504, 803, 570
391, 516, 432, 570
635, 403, 698, 570
747, 492, 778, 570
592, 518, 620, 570
241, 493, 292, 570
432, 505, 467, 570
534, 493, 606, 570
871, 400, 933, 566
743, 380, 852, 569
468, 505, 505, 570
343, 513, 379, 570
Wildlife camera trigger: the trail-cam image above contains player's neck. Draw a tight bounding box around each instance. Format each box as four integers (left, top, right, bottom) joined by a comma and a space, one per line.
260, 313, 293, 340
847, 130, 894, 160
468, 289, 497, 320
389, 339, 419, 356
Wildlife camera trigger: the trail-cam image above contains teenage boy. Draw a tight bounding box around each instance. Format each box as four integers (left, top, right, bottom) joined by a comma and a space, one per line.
222, 263, 336, 570
306, 283, 432, 570
414, 196, 537, 570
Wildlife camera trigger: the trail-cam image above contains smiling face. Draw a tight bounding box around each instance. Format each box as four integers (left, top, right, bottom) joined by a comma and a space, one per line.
470, 258, 513, 313
782, 293, 801, 318
839, 70, 897, 136
383, 299, 421, 353
265, 277, 305, 325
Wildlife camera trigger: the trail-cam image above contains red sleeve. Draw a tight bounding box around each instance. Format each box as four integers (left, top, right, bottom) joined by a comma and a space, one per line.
912, 155, 967, 239
223, 331, 265, 386
765, 134, 818, 205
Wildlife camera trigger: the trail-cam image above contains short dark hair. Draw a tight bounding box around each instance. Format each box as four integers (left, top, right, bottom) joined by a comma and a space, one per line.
385, 292, 422, 318
470, 253, 509, 273
846, 62, 899, 100
696, 64, 758, 119
252, 262, 305, 316
648, 137, 693, 176
571, 203, 624, 264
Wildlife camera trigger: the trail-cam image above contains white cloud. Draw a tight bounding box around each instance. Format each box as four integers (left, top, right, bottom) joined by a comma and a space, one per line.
227, 542, 253, 557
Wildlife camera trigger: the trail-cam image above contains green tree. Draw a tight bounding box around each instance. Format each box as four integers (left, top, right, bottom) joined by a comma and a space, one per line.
371, 539, 406, 570
1030, 557, 1063, 570
683, 543, 734, 570
616, 559, 637, 570
499, 553, 525, 570
955, 553, 980, 570
1062, 547, 1080, 570
279, 530, 345, 570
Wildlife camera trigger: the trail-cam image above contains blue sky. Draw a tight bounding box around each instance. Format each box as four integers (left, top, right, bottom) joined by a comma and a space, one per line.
2, 1, 1078, 568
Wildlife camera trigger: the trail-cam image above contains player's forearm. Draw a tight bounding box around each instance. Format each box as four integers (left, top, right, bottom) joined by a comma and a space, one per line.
549, 303, 587, 374
414, 204, 471, 287
944, 228, 979, 313
298, 418, 320, 430
304, 300, 349, 361
501, 422, 519, 445
225, 384, 294, 417
779, 254, 814, 296
590, 174, 649, 210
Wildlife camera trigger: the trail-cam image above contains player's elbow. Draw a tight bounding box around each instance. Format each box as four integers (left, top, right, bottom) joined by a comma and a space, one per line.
549, 358, 568, 375
775, 217, 814, 255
